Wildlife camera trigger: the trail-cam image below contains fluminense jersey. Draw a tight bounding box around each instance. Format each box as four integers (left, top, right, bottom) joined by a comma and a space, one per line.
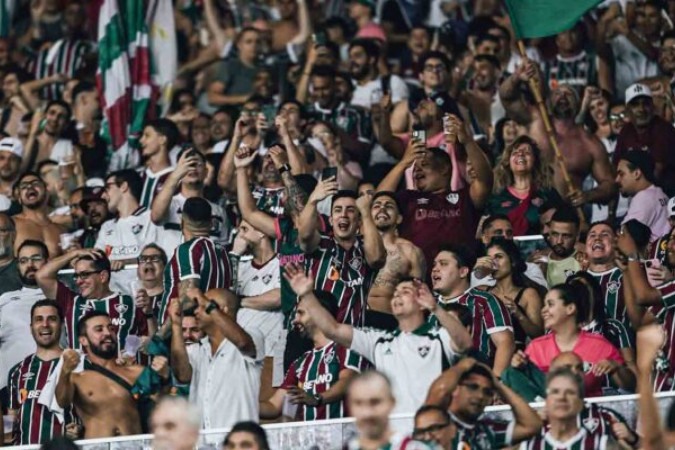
343, 433, 432, 450
451, 412, 514, 450
543, 51, 598, 93
648, 279, 675, 391
55, 283, 148, 350
158, 193, 230, 255
649, 231, 670, 263
588, 268, 629, 329
308, 102, 373, 145
95, 207, 160, 261
520, 428, 608, 450
158, 236, 232, 325
307, 234, 377, 326
252, 186, 285, 217
281, 341, 365, 420
275, 217, 308, 329
8, 354, 73, 445
139, 166, 173, 208
430, 288, 513, 364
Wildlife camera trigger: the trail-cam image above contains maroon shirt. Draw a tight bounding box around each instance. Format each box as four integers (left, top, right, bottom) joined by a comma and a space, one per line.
614, 116, 675, 191
396, 188, 478, 271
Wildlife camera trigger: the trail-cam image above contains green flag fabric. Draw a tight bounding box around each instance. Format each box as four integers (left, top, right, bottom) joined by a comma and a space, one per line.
504, 0, 602, 39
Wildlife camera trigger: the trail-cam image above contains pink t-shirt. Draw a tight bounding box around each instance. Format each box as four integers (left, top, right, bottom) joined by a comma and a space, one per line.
401, 132, 467, 191
525, 331, 624, 398
356, 22, 387, 42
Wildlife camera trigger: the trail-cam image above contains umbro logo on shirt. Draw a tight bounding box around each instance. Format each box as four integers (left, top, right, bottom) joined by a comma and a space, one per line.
21, 372, 34, 380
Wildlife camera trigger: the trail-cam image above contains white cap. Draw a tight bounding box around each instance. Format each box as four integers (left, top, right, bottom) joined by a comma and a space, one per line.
668, 197, 675, 217
625, 83, 652, 105
0, 137, 23, 158
85, 178, 105, 188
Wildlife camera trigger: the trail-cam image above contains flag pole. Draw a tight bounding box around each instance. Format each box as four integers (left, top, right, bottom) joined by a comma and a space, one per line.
517, 40, 587, 225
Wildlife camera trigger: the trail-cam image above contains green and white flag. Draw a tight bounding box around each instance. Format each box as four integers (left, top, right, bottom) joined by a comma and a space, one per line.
504, 0, 602, 39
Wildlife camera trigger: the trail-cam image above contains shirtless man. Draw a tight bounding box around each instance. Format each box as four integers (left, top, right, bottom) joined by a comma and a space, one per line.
55, 312, 167, 438
13, 172, 64, 257
366, 191, 426, 331
499, 59, 616, 209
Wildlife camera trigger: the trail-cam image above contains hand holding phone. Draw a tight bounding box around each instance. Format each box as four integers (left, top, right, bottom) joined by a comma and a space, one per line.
322, 166, 338, 180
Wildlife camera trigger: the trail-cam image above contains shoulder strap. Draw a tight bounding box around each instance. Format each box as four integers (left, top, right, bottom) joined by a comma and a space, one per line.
381, 74, 391, 94
84, 360, 133, 392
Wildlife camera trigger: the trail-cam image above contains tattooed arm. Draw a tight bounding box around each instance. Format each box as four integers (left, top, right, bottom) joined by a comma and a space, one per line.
269, 145, 310, 217
179, 279, 200, 310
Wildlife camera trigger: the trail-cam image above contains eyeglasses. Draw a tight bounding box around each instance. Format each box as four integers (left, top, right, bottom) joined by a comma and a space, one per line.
138, 255, 163, 264
18, 180, 44, 190
412, 422, 450, 438
460, 382, 494, 397
18, 256, 44, 265
73, 270, 102, 280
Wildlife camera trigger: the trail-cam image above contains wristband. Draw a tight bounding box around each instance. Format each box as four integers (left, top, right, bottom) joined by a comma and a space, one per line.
626, 253, 639, 262
205, 300, 219, 315
278, 164, 290, 174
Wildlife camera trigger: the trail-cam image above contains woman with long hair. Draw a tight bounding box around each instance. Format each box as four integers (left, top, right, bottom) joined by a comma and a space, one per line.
484, 238, 543, 349
486, 135, 563, 236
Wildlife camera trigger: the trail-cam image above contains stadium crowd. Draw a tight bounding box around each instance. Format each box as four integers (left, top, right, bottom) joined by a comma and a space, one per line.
5, 0, 675, 448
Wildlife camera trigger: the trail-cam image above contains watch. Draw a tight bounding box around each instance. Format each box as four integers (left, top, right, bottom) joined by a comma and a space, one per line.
313, 394, 324, 406
278, 163, 290, 174
205, 300, 219, 314
627, 253, 639, 262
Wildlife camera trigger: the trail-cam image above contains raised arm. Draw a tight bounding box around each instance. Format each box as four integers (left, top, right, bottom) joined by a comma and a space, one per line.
203, 0, 230, 53
274, 120, 309, 174
570, 135, 616, 204
298, 177, 338, 253
55, 350, 81, 409
498, 60, 536, 126
372, 94, 406, 159
415, 281, 472, 353
269, 145, 310, 216
169, 298, 193, 383
492, 366, 543, 444
355, 193, 386, 269
376, 139, 420, 192
425, 357, 478, 408
295, 44, 317, 104
617, 229, 663, 307
288, 0, 310, 46
36, 248, 96, 299
217, 116, 249, 193
150, 152, 200, 224
234, 147, 277, 237
284, 263, 354, 347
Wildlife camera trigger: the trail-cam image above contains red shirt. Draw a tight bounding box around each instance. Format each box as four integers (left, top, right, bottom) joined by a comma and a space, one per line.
396, 188, 478, 271
525, 331, 623, 397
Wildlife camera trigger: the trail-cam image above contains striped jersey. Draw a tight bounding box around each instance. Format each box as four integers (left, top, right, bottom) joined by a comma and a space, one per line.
519, 428, 607, 450
583, 319, 632, 352
8, 354, 71, 445
648, 279, 675, 391
25, 39, 94, 99
275, 217, 307, 328
307, 234, 377, 326
543, 51, 598, 94
430, 288, 513, 364
343, 434, 432, 450
55, 282, 149, 351
139, 166, 174, 209
281, 341, 365, 420
158, 236, 232, 325
308, 102, 373, 145
451, 411, 514, 450
253, 186, 286, 217
588, 268, 629, 328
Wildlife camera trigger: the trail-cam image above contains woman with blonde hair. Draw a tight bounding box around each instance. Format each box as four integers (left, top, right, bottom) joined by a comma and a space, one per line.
485, 135, 563, 236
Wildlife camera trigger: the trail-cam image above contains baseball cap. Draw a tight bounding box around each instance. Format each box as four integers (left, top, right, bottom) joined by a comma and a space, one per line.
79, 186, 105, 211
625, 83, 652, 105
0, 137, 23, 158
620, 150, 656, 183
351, 0, 376, 9
668, 197, 675, 217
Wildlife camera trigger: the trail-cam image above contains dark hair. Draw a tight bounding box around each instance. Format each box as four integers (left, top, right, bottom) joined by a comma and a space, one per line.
311, 64, 337, 79
482, 214, 511, 234
323, 16, 349, 36
74, 252, 111, 275
474, 53, 501, 69
436, 244, 476, 270
169, 88, 195, 114
45, 99, 72, 120
551, 205, 580, 228
486, 238, 527, 287
475, 33, 500, 48
183, 197, 212, 225
141, 243, 168, 266
415, 404, 451, 423
331, 189, 358, 211
145, 118, 180, 151
624, 219, 651, 250
277, 99, 307, 120
349, 38, 380, 60
662, 30, 675, 46
235, 26, 260, 45
36, 159, 58, 174
31, 299, 63, 323
567, 272, 605, 324
224, 421, 270, 450
458, 362, 493, 385
550, 283, 587, 325
15, 171, 45, 189
3, 64, 32, 84
314, 290, 339, 318
107, 169, 143, 203
78, 311, 111, 336
587, 220, 616, 236
177, 146, 207, 164
371, 191, 401, 213
17, 239, 49, 260
419, 51, 452, 72
72, 81, 96, 105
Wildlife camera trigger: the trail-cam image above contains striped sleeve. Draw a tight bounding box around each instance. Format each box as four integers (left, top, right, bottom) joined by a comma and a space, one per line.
280, 359, 299, 390
659, 280, 675, 309
337, 346, 366, 373
177, 240, 203, 280
7, 360, 21, 410
481, 293, 514, 332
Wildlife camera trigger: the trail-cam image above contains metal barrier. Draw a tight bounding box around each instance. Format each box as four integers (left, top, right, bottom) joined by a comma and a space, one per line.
10, 392, 675, 450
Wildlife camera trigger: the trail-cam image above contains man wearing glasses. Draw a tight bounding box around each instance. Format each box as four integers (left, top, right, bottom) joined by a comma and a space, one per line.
35, 248, 151, 352
13, 172, 65, 259
134, 244, 167, 321
0, 240, 50, 406
412, 405, 457, 449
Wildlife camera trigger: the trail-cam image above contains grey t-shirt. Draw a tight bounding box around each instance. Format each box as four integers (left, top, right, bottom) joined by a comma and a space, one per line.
213, 57, 261, 97
0, 259, 21, 296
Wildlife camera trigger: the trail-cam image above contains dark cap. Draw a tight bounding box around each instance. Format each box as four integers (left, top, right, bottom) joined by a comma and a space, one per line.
79, 187, 105, 211
620, 150, 656, 183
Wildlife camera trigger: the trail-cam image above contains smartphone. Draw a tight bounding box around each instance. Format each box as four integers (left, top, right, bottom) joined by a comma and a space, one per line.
262, 104, 277, 124
322, 166, 338, 180
312, 31, 327, 47
412, 129, 427, 144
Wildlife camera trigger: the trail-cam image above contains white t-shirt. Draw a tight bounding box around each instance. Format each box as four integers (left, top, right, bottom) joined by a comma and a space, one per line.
350, 75, 410, 110
236, 256, 284, 385
0, 287, 46, 389
49, 139, 75, 164
187, 331, 264, 429
350, 324, 456, 414
622, 184, 670, 242
611, 34, 659, 101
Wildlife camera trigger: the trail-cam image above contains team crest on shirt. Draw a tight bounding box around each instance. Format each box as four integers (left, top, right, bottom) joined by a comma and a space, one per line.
131, 224, 144, 235
583, 418, 600, 433
607, 281, 620, 294
500, 201, 513, 208
418, 345, 430, 358
262, 274, 273, 285
446, 193, 459, 205
564, 269, 577, 279
532, 197, 543, 207
83, 300, 95, 312
349, 257, 363, 271
324, 350, 335, 364
114, 303, 129, 314
336, 115, 349, 129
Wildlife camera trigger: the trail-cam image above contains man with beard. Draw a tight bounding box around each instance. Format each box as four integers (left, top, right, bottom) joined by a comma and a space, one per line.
70, 81, 106, 179
35, 249, 150, 351
0, 241, 49, 396
499, 61, 616, 206
152, 149, 229, 255
425, 357, 542, 450
0, 213, 21, 294
459, 54, 504, 135
78, 187, 109, 249
298, 186, 386, 327
138, 119, 178, 209
134, 244, 167, 321
616, 151, 670, 242
7, 300, 75, 445
35, 101, 74, 167
0, 137, 22, 198
366, 191, 426, 330
615, 84, 675, 195
343, 371, 430, 449
259, 289, 365, 421
536, 206, 583, 286
55, 312, 167, 438
348, 38, 409, 110
412, 405, 457, 449
13, 172, 64, 258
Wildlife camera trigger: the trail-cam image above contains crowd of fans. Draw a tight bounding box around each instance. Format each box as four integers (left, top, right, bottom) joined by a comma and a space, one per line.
4, 0, 675, 448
